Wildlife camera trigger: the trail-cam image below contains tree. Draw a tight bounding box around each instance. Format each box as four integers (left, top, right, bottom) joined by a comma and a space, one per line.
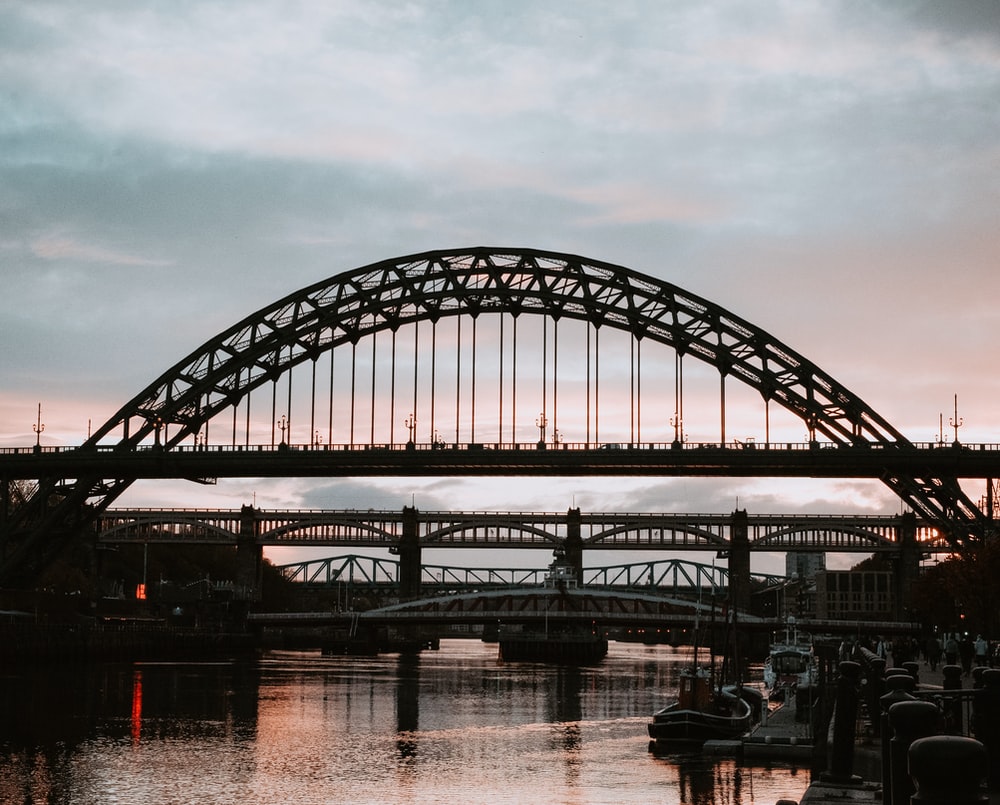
910, 541, 1000, 636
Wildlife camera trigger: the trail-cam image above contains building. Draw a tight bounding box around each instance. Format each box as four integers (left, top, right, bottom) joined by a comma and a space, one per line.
813, 570, 894, 622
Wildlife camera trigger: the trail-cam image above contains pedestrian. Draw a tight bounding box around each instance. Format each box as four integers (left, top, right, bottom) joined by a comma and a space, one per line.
944, 634, 959, 666
925, 634, 941, 671
960, 634, 975, 676
875, 636, 887, 660
974, 634, 988, 667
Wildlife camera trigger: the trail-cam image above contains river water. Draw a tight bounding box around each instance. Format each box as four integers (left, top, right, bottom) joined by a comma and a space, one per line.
0, 640, 813, 804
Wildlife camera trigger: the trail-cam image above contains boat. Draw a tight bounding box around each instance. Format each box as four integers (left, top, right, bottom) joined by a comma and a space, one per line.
763, 619, 816, 702
647, 596, 761, 747
647, 668, 756, 745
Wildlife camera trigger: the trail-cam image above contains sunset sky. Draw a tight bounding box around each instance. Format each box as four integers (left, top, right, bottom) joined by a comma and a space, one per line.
2, 2, 998, 572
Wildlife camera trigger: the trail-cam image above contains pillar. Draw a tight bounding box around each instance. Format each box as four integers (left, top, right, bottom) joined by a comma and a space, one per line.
728, 509, 751, 613
236, 505, 263, 602
396, 506, 422, 600
821, 661, 863, 785
0, 474, 9, 562
893, 512, 920, 621
564, 508, 584, 587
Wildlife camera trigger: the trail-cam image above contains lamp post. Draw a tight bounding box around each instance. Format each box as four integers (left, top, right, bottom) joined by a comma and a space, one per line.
949, 394, 963, 445
277, 414, 288, 445
670, 413, 683, 446
536, 412, 547, 445
32, 403, 44, 452
404, 413, 417, 445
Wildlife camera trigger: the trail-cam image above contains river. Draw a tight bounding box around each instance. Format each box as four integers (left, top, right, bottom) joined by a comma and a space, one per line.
0, 639, 814, 804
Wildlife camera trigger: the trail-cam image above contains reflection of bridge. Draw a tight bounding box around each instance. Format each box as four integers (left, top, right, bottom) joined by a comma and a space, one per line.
3, 247, 997, 589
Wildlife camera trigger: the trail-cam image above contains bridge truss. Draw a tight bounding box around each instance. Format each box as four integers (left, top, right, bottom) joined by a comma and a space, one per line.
274, 553, 785, 595
3, 247, 994, 585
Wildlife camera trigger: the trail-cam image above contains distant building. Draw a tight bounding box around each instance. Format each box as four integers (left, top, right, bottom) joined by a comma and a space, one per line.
786, 552, 825, 581
814, 570, 894, 622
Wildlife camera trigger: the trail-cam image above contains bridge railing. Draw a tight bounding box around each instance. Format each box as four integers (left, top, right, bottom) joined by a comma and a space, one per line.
6, 439, 1000, 455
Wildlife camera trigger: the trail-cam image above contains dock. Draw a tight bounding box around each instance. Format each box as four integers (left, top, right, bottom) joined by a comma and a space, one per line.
701, 694, 817, 761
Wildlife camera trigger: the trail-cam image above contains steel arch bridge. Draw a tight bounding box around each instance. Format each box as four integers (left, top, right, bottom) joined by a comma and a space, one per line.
3, 247, 991, 583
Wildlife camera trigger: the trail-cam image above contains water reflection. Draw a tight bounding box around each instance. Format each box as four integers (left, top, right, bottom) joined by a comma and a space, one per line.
0, 642, 812, 805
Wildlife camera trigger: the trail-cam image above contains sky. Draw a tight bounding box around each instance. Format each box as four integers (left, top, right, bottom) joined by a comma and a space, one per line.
2, 1, 999, 574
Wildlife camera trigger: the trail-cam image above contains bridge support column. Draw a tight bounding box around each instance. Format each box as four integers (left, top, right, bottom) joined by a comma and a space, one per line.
894, 512, 920, 622
728, 509, 751, 614
237, 505, 263, 602
0, 475, 8, 562
396, 506, 422, 600
565, 508, 584, 586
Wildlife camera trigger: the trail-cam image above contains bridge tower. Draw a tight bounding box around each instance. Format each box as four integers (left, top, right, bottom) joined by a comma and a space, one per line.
394, 506, 422, 600
894, 512, 921, 621
564, 508, 584, 586
237, 505, 263, 601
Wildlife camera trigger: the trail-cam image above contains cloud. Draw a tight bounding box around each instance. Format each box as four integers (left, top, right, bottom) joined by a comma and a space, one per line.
30, 234, 171, 266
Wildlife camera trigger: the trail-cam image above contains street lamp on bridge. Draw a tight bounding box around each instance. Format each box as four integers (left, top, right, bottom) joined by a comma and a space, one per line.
949, 394, 963, 445
404, 413, 417, 445
277, 414, 288, 446
536, 412, 548, 447
32, 403, 44, 452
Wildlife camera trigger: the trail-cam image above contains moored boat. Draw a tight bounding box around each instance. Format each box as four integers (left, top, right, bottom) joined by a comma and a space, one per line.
647, 667, 754, 745
763, 620, 816, 702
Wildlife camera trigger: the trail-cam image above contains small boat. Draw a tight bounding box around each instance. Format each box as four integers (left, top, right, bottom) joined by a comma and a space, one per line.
647, 668, 755, 745
647, 596, 761, 747
763, 620, 816, 701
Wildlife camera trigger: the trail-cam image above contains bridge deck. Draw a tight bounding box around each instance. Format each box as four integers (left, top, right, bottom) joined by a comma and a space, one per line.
4, 440, 1000, 479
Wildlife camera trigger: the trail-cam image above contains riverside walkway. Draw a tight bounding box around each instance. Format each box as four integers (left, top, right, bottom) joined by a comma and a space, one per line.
792, 655, 1000, 805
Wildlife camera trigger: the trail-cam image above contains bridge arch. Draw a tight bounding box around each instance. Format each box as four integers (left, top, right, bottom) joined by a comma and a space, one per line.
92, 247, 911, 449
18, 248, 986, 557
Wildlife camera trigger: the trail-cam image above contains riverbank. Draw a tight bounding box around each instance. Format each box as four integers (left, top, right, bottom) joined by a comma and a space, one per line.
795, 655, 1000, 805
0, 615, 257, 662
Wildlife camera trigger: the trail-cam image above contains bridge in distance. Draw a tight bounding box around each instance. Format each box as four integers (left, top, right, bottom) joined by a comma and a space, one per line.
95, 506, 954, 553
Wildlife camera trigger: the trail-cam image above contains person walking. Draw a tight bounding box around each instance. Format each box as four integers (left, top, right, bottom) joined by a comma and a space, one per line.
925, 634, 941, 671
974, 634, 988, 667
944, 634, 960, 666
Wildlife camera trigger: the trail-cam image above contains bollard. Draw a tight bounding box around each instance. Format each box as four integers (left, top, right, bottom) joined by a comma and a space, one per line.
821, 661, 862, 785
942, 664, 963, 733
972, 668, 1000, 789
909, 735, 988, 804
868, 656, 887, 735
887, 700, 939, 805
880, 675, 916, 805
